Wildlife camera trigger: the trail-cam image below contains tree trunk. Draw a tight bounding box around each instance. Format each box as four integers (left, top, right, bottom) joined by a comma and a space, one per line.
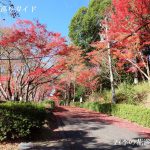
7, 57, 13, 100
73, 82, 76, 102
105, 16, 116, 104
0, 83, 8, 100
134, 71, 139, 84
108, 48, 116, 104
25, 82, 31, 102
134, 58, 139, 84
64, 84, 67, 100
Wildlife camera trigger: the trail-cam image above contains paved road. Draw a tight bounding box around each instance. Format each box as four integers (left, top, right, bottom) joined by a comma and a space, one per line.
34, 106, 150, 150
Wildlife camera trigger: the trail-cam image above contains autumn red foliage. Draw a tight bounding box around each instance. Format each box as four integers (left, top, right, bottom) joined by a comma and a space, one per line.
109, 0, 150, 79
0, 20, 67, 101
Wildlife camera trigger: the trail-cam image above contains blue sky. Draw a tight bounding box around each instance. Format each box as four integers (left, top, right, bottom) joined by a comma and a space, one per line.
0, 0, 89, 38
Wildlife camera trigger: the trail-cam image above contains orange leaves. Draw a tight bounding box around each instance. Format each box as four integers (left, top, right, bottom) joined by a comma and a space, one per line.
107, 0, 150, 76
143, 41, 150, 46
57, 47, 69, 55
64, 45, 85, 69
54, 44, 99, 97
111, 0, 139, 34
91, 41, 107, 50
110, 0, 150, 43
127, 67, 137, 73
29, 68, 45, 77
16, 19, 34, 26
88, 41, 108, 66
124, 51, 133, 59
23, 49, 32, 56
138, 62, 145, 68
0, 19, 68, 63
77, 68, 98, 90
0, 76, 9, 82
54, 45, 87, 94
112, 49, 120, 56
0, 19, 69, 101
87, 50, 103, 65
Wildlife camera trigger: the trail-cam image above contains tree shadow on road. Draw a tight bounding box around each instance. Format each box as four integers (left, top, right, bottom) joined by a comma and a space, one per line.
32, 130, 147, 150
31, 107, 150, 150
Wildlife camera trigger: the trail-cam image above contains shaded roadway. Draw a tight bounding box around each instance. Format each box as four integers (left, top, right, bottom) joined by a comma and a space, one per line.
33, 106, 150, 150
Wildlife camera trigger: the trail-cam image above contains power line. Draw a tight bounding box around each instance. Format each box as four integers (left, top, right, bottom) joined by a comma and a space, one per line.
0, 55, 51, 61
0, 21, 149, 61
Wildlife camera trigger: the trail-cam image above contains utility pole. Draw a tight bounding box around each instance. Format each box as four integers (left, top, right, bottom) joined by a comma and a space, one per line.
105, 16, 116, 104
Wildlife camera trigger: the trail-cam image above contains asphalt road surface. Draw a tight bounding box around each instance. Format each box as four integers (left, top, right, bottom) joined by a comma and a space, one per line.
33, 106, 150, 150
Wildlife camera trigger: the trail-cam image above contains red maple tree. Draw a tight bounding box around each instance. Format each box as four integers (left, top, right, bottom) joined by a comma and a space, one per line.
0, 20, 67, 101
109, 0, 150, 81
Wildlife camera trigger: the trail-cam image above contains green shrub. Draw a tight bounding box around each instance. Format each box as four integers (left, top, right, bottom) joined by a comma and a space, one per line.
59, 100, 66, 106
0, 102, 46, 141
102, 90, 111, 103
70, 102, 83, 107
102, 82, 150, 105
133, 82, 150, 93
75, 86, 85, 100
87, 92, 104, 102
111, 104, 150, 128
73, 101, 150, 128
43, 100, 55, 109
132, 82, 150, 104
115, 83, 136, 104
82, 102, 111, 114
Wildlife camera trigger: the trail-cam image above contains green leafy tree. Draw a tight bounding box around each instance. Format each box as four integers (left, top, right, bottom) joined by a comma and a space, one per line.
69, 7, 88, 49
69, 0, 111, 54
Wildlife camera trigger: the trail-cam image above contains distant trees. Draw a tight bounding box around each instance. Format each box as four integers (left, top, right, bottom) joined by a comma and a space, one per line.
54, 45, 98, 103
